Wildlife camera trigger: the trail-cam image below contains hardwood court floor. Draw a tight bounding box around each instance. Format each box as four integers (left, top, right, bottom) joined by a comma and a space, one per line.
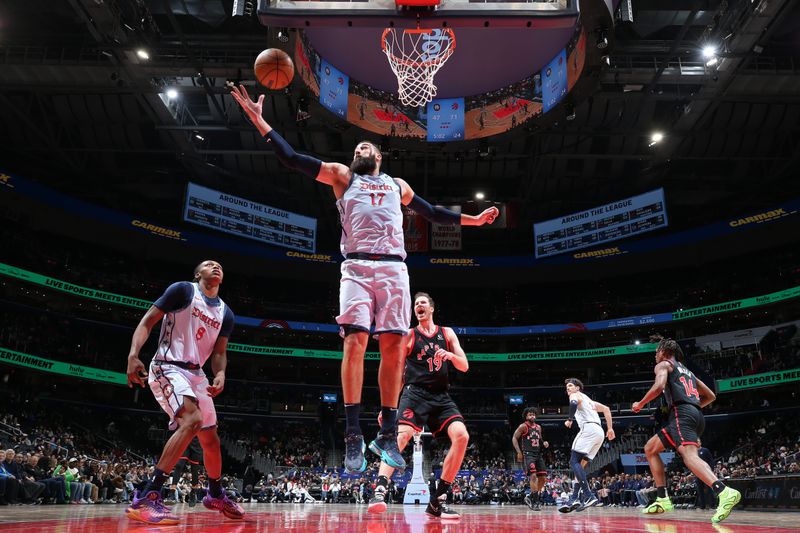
0, 502, 795, 532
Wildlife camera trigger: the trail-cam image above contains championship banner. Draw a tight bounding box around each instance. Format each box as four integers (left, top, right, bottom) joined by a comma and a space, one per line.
403, 206, 429, 253
0, 347, 127, 386
431, 205, 462, 251
716, 367, 800, 393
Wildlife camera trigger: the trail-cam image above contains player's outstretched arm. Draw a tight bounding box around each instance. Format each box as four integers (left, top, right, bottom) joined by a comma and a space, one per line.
230, 84, 350, 193
396, 178, 499, 226
632, 361, 670, 412
126, 305, 164, 388
695, 377, 716, 408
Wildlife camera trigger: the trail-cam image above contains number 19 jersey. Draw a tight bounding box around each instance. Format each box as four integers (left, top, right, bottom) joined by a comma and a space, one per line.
337, 172, 406, 259
405, 326, 451, 392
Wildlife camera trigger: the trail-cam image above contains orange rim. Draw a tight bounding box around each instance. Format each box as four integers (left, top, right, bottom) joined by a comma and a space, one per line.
381, 27, 457, 66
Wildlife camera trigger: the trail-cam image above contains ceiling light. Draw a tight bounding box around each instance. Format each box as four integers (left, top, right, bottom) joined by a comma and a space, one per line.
702, 45, 717, 59
136, 49, 150, 60
475, 192, 485, 200
166, 89, 178, 99
648, 131, 664, 147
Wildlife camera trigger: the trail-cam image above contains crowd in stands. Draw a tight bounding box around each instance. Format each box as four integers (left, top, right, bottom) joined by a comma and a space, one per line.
2, 388, 799, 508
3, 217, 800, 330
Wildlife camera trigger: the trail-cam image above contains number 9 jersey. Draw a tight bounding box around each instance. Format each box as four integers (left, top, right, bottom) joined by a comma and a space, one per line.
405, 326, 451, 392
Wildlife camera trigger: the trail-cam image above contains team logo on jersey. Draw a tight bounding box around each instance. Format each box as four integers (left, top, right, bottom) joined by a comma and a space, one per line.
163, 384, 174, 397
403, 408, 415, 420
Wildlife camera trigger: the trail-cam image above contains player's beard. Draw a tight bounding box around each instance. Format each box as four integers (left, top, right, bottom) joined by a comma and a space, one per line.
350, 154, 377, 175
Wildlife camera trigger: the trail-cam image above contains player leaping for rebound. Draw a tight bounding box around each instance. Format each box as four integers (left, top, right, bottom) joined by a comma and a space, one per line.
512, 408, 549, 511
231, 85, 498, 475
368, 292, 470, 520
632, 335, 741, 523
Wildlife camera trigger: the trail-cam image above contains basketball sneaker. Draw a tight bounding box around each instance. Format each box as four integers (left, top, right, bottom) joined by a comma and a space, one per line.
202, 492, 245, 520
368, 485, 387, 514
368, 431, 406, 470
711, 487, 741, 523
524, 494, 534, 510
576, 494, 599, 511
125, 490, 180, 525
642, 496, 674, 515
426, 494, 460, 520
558, 497, 582, 513
344, 432, 367, 474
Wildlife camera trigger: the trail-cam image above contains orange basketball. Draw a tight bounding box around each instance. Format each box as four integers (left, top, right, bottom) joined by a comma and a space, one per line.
254, 48, 294, 90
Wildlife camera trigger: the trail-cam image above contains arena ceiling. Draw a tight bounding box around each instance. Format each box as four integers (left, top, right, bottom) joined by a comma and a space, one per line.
0, 0, 799, 253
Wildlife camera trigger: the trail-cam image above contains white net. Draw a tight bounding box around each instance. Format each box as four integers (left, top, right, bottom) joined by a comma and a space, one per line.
381, 28, 456, 107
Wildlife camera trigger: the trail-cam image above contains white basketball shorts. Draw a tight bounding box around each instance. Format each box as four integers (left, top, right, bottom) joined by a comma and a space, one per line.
149, 362, 217, 431
336, 259, 411, 336
572, 422, 605, 460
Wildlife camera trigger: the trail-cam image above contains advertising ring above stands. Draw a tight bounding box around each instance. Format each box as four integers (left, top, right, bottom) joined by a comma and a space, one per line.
257, 0, 616, 141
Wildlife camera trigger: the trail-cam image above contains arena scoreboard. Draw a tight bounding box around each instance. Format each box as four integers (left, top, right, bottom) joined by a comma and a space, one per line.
534, 188, 668, 258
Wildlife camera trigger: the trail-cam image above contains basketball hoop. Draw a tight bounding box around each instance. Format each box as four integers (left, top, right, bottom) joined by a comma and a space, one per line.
381, 27, 456, 107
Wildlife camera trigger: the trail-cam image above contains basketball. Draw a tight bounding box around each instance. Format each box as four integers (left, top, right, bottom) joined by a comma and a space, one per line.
254, 48, 294, 90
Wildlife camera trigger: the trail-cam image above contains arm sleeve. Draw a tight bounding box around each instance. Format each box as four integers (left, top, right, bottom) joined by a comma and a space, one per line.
153, 282, 194, 312
568, 399, 579, 420
408, 194, 461, 225
219, 307, 235, 338
263, 130, 323, 178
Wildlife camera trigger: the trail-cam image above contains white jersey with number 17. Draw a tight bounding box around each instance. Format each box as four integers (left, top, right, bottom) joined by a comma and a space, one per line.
337, 172, 406, 259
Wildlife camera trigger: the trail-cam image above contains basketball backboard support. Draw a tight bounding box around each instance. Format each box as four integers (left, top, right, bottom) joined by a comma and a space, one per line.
258, 0, 580, 28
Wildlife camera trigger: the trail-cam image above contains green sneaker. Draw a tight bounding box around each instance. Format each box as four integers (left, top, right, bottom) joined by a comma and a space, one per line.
711, 487, 741, 523
642, 497, 674, 514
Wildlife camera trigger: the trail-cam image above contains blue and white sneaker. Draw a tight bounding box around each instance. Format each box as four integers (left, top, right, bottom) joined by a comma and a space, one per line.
344, 432, 367, 474
369, 430, 406, 470
558, 497, 582, 513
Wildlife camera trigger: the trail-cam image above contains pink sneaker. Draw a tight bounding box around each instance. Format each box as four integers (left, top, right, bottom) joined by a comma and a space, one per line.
126, 490, 180, 525
202, 493, 245, 520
